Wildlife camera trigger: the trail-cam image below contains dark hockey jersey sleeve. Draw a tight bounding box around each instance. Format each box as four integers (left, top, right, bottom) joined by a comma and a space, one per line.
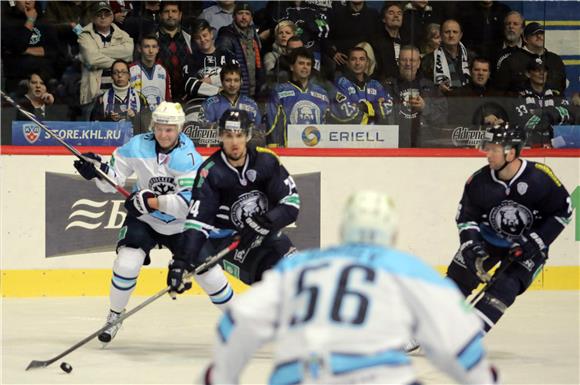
258, 148, 300, 229
177, 159, 222, 265
456, 171, 486, 245
530, 163, 573, 246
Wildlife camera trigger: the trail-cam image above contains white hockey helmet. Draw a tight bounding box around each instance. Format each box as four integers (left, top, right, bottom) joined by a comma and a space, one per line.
340, 190, 398, 247
151, 101, 185, 131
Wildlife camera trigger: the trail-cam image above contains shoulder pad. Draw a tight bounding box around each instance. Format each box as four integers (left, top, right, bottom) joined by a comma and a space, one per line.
534, 163, 562, 187
256, 147, 281, 163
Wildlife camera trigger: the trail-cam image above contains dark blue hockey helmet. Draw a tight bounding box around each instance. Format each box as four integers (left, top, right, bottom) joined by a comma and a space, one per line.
480, 123, 526, 157
218, 109, 252, 139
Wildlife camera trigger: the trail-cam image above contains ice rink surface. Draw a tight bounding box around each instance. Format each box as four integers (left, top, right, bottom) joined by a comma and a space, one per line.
2, 291, 579, 385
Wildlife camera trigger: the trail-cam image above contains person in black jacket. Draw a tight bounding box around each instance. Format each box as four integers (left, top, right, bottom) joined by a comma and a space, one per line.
1, 0, 59, 94
495, 22, 566, 94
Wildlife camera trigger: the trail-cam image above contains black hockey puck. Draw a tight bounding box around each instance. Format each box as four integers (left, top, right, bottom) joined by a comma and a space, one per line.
60, 362, 73, 373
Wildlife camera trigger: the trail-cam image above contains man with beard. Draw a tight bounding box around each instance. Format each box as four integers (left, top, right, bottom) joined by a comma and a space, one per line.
156, 2, 192, 101
167, 109, 300, 294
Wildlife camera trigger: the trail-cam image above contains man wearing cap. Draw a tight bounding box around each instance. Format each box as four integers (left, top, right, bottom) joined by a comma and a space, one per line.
78, 1, 133, 120
509, 58, 573, 147
216, 2, 264, 98
495, 21, 566, 94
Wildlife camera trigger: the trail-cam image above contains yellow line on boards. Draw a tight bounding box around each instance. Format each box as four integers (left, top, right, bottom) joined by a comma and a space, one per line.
1, 266, 579, 297
529, 20, 580, 26
563, 60, 580, 65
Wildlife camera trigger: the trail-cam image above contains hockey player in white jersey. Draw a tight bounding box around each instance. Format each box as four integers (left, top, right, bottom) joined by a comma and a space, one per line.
201, 191, 499, 385
74, 102, 234, 343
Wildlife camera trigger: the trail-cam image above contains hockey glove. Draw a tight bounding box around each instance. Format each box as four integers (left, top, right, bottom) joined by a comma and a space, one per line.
167, 259, 193, 295
124, 189, 156, 217
461, 240, 492, 283
515, 232, 547, 262
73, 152, 109, 180
238, 214, 273, 251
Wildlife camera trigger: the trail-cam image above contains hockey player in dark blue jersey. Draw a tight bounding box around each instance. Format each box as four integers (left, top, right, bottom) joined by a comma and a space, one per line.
167, 109, 300, 294
447, 124, 573, 333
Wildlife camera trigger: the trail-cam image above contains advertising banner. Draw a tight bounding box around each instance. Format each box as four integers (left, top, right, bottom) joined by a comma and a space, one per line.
12, 121, 133, 146
45, 172, 321, 258
182, 121, 219, 147
287, 124, 399, 148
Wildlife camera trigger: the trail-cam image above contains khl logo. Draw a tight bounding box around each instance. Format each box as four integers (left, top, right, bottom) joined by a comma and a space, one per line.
66, 199, 127, 230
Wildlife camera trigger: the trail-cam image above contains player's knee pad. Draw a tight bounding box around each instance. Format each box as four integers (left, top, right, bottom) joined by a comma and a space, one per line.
194, 264, 234, 307
112, 247, 146, 291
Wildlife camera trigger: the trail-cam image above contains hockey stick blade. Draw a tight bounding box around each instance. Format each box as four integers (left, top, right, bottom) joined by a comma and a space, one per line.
0, 90, 130, 198
24, 238, 239, 371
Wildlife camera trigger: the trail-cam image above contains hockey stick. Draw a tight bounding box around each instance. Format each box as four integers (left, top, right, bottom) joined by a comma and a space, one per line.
468, 258, 514, 307
1, 90, 130, 198
25, 238, 240, 371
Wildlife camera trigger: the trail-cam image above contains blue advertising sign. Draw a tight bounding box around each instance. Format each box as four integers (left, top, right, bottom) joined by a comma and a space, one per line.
12, 121, 133, 146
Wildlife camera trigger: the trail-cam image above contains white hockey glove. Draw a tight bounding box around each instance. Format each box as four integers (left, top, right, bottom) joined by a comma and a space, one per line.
124, 189, 156, 217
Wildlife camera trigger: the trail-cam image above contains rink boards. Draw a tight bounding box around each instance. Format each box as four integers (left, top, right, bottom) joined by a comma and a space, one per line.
1, 151, 578, 296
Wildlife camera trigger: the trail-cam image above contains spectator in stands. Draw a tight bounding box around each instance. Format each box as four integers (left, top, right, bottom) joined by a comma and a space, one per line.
460, 0, 510, 62
183, 18, 237, 122
202, 64, 261, 131
216, 2, 264, 98
78, 1, 133, 120
129, 34, 172, 112
266, 47, 329, 147
266, 36, 305, 85
1, 0, 59, 94
326, 0, 382, 72
421, 19, 473, 95
385, 45, 447, 147
123, 1, 161, 43
447, 57, 508, 127
493, 11, 524, 72
509, 58, 573, 147
109, 1, 133, 28
495, 22, 566, 95
91, 59, 150, 133
400, 1, 440, 47
373, 2, 403, 81
264, 20, 296, 74
331, 46, 393, 125
156, 2, 192, 101
16, 71, 57, 120
199, 0, 235, 38
420, 23, 440, 57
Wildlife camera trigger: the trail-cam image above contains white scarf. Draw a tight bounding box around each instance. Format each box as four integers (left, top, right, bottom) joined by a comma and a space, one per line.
433, 43, 470, 86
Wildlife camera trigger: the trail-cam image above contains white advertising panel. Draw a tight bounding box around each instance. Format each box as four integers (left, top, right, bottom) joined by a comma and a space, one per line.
287, 124, 399, 148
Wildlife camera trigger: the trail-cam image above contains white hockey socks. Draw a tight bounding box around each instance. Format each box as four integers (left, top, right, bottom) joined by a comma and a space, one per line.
194, 264, 234, 310
109, 247, 146, 313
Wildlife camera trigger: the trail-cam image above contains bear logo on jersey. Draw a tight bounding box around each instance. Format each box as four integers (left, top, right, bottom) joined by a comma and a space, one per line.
290, 100, 321, 123
230, 191, 268, 229
489, 200, 533, 239
149, 176, 175, 195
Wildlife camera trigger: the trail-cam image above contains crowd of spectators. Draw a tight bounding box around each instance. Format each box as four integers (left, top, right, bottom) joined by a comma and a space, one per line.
1, 0, 578, 148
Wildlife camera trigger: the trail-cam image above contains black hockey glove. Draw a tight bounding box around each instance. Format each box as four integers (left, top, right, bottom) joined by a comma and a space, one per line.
124, 189, 156, 217
167, 259, 193, 295
73, 152, 109, 180
461, 240, 492, 283
515, 232, 547, 262
238, 214, 273, 251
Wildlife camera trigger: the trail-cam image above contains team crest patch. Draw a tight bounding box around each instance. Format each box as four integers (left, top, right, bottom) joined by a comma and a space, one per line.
516, 182, 528, 195
246, 169, 257, 183
489, 200, 533, 239
149, 176, 175, 195
23, 123, 41, 144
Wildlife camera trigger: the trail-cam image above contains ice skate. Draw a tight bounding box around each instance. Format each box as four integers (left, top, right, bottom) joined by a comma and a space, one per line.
405, 338, 421, 354
98, 310, 124, 343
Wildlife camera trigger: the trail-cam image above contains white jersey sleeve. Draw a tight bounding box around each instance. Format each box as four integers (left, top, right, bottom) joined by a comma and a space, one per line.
209, 269, 282, 384
399, 277, 496, 384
